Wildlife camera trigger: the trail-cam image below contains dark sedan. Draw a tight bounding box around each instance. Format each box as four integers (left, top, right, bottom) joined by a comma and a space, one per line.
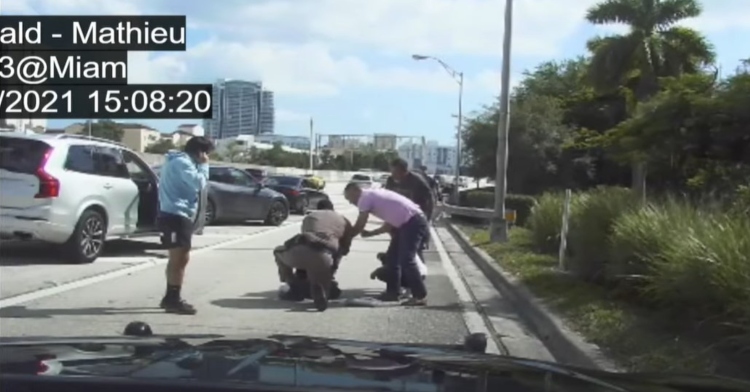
244, 167, 268, 182
152, 165, 290, 226
263, 175, 330, 214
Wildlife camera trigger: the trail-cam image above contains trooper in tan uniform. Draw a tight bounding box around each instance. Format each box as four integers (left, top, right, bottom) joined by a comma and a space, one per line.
274, 200, 354, 311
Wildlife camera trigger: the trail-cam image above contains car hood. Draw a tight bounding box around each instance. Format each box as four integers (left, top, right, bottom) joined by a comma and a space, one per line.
1, 331, 748, 392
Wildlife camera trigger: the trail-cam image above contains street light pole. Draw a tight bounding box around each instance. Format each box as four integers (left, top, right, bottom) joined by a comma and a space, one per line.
455, 72, 464, 203
412, 54, 464, 203
308, 117, 314, 172
489, 0, 514, 243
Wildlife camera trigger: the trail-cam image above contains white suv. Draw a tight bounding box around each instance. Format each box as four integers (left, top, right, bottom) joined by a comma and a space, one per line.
0, 132, 200, 263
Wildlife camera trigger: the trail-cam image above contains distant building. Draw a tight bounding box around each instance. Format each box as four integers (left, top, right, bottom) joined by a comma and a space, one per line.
61, 122, 161, 153
161, 124, 205, 146
203, 79, 275, 139
398, 140, 457, 175
327, 136, 361, 150
119, 123, 161, 153
255, 134, 310, 150
373, 133, 397, 151
176, 124, 204, 136
214, 135, 309, 155
3, 118, 47, 132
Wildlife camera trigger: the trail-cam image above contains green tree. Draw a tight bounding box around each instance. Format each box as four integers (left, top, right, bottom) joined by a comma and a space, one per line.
585, 0, 716, 200
610, 66, 750, 195
144, 138, 176, 154
225, 141, 247, 162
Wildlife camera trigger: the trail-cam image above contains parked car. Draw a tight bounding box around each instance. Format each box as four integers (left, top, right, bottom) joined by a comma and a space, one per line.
301, 173, 326, 190
153, 165, 289, 226
349, 173, 377, 188
244, 168, 268, 183
0, 133, 199, 264
264, 175, 330, 214
378, 174, 390, 185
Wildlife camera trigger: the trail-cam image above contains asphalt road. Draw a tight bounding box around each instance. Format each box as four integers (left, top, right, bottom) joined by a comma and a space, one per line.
0, 183, 477, 348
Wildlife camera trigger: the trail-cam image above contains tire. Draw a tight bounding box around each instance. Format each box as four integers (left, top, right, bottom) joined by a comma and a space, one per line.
264, 200, 288, 226
63, 209, 107, 264
204, 198, 217, 225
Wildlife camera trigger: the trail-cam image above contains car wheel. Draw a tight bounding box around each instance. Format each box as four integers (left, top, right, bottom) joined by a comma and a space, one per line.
264, 200, 288, 226
204, 198, 217, 225
64, 208, 107, 264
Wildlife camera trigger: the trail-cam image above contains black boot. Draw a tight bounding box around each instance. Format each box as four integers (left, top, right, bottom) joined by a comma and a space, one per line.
329, 281, 342, 300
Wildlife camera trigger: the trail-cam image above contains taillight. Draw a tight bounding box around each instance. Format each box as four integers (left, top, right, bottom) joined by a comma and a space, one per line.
36, 361, 50, 374
289, 189, 300, 196
34, 147, 59, 198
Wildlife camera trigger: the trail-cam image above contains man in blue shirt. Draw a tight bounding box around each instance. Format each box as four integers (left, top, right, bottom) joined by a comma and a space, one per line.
157, 136, 214, 315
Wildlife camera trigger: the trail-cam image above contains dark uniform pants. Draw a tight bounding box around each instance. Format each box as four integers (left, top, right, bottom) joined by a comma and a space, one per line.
274, 244, 335, 290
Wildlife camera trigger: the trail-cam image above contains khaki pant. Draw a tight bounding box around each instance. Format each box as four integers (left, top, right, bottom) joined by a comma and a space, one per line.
274, 244, 334, 290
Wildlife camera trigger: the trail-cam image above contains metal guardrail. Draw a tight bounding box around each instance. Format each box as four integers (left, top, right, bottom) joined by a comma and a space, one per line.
441, 204, 517, 224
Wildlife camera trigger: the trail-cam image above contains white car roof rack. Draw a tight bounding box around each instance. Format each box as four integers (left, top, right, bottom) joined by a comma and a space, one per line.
55, 134, 127, 148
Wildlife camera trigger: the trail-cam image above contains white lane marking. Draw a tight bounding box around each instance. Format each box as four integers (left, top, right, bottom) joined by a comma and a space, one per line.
430, 226, 502, 355
0, 206, 360, 309
0, 225, 295, 309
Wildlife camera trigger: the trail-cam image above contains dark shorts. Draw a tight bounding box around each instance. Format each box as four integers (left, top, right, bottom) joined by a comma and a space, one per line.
158, 212, 193, 250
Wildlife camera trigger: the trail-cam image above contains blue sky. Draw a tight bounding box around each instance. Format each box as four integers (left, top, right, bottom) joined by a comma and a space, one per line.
5, 0, 750, 145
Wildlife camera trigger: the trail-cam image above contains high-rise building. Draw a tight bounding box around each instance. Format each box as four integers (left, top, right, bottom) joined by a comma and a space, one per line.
398, 140, 457, 175
203, 79, 275, 139
258, 90, 274, 135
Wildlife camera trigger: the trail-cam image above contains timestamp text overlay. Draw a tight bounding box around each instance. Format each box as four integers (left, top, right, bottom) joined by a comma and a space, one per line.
0, 51, 128, 85
0, 84, 213, 119
0, 15, 186, 51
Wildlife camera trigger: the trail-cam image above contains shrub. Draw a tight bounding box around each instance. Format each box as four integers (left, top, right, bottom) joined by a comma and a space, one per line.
460, 188, 535, 226
527, 192, 565, 253
525, 187, 750, 354
566, 187, 638, 282
458, 186, 495, 206
644, 211, 750, 319
463, 190, 494, 208
608, 200, 694, 283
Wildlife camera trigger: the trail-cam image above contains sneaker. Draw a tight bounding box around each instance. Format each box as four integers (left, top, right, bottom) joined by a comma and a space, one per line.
329, 282, 342, 300
160, 298, 197, 315
311, 284, 328, 311
375, 292, 401, 302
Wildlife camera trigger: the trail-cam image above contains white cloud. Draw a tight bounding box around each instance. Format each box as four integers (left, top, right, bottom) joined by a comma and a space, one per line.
8, 0, 749, 98
126, 40, 501, 96
591, 0, 750, 36
682, 1, 750, 32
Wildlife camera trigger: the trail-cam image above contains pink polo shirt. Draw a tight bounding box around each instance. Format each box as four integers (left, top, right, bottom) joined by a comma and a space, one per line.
357, 188, 422, 228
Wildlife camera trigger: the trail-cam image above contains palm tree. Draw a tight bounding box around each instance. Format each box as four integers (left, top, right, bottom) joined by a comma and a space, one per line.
585, 0, 715, 201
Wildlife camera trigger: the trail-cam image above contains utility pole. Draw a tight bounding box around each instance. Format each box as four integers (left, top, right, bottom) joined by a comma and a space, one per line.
308, 117, 314, 171
490, 0, 514, 243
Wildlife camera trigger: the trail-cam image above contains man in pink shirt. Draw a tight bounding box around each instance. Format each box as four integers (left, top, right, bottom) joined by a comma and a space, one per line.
344, 183, 429, 306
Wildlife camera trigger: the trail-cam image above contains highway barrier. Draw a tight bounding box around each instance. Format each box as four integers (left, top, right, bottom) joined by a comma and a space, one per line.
138, 152, 377, 183
441, 204, 517, 225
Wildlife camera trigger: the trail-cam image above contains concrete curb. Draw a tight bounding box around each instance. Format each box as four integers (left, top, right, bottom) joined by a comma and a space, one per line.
446, 222, 620, 371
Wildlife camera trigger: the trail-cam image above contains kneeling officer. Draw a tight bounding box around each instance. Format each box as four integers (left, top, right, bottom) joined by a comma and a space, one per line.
274, 199, 354, 311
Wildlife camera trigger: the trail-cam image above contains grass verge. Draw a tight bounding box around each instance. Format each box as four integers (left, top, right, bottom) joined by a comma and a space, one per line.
462, 225, 739, 375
